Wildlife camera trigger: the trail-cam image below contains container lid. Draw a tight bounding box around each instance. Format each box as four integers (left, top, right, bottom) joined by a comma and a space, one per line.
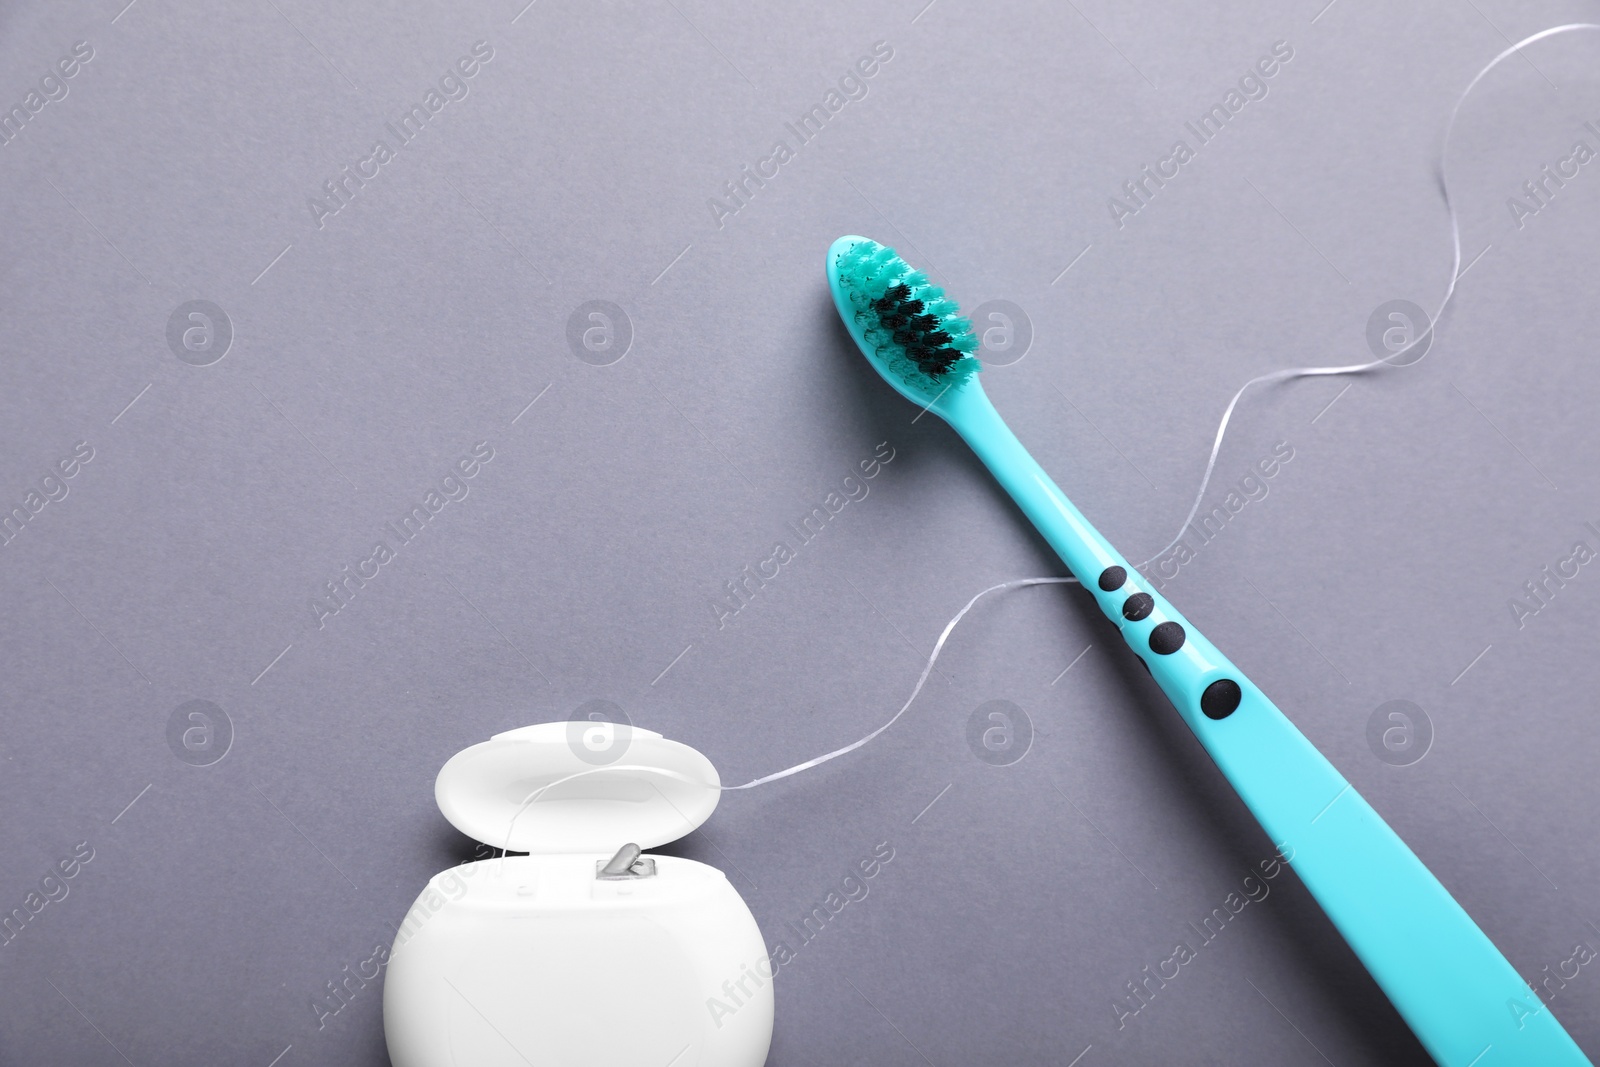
434, 722, 721, 854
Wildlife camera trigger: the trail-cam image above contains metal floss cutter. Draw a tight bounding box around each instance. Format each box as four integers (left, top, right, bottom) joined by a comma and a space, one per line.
382, 722, 774, 1067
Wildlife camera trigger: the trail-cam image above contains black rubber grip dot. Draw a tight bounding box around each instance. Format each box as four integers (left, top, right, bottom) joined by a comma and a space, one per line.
1201, 679, 1242, 720
1149, 621, 1186, 655
1098, 566, 1126, 592
1122, 593, 1154, 621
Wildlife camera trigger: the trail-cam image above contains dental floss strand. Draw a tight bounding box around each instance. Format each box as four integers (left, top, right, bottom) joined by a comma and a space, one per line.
725, 23, 1600, 792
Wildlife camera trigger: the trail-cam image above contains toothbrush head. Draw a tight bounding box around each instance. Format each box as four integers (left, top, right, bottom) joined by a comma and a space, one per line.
826, 235, 981, 408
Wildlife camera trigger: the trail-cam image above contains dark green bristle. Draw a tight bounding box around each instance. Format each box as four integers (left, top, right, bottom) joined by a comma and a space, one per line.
834, 239, 980, 392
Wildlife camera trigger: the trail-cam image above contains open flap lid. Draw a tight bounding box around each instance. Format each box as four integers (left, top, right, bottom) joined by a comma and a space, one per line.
434, 722, 721, 854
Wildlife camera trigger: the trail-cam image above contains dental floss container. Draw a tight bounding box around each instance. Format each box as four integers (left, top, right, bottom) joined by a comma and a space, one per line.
383, 721, 774, 1066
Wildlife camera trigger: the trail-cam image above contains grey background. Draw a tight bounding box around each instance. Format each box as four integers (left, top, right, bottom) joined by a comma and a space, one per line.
2, 0, 1599, 1063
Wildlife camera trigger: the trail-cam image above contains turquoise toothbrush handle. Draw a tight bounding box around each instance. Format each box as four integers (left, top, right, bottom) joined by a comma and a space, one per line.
942, 385, 1588, 1066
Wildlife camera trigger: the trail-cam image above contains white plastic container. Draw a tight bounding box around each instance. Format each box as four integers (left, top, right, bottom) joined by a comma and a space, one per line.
383, 722, 774, 1067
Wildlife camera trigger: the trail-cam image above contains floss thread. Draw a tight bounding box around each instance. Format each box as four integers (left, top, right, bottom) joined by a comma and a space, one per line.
724, 23, 1600, 792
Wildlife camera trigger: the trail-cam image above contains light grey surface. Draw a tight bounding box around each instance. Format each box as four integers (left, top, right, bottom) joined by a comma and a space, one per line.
3, 0, 1600, 1063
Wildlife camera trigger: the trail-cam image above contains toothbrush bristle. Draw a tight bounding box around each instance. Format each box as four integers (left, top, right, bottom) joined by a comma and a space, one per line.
834, 239, 980, 391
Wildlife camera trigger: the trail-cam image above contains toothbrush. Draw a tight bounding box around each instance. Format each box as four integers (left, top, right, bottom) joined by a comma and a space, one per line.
826, 235, 1590, 1067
